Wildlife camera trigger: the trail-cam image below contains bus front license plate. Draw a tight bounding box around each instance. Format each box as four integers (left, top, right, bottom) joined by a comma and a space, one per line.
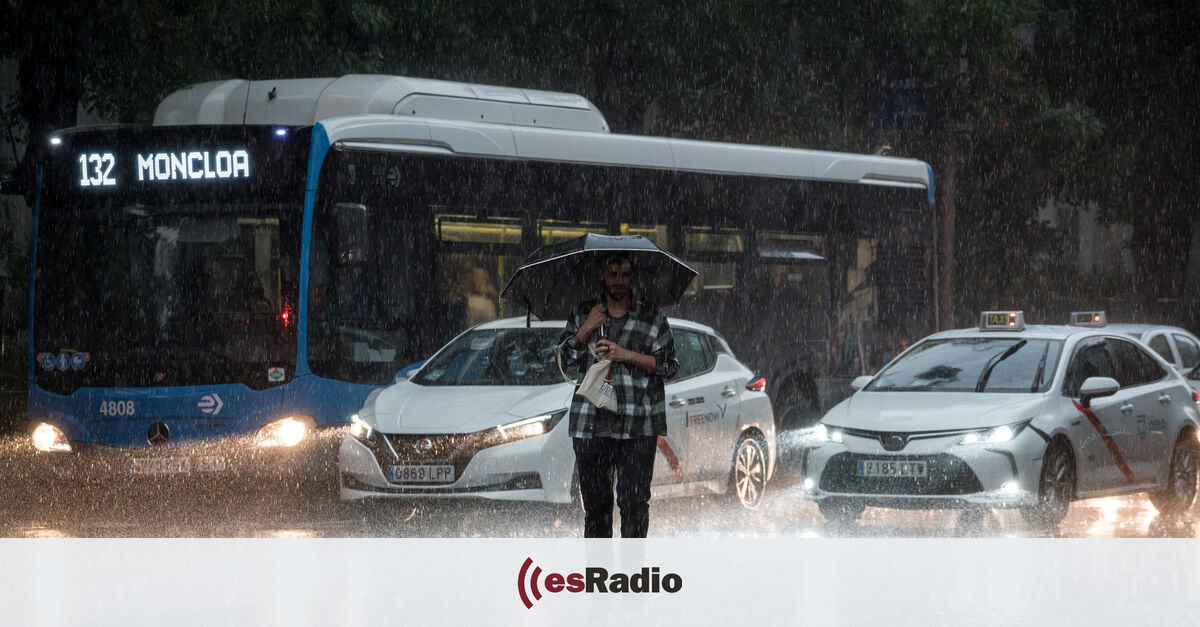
857, 459, 927, 478
388, 465, 455, 484
129, 457, 191, 475
195, 456, 227, 472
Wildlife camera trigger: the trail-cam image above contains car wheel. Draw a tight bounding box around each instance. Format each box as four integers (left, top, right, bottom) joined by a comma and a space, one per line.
817, 498, 865, 525
1020, 440, 1074, 528
1149, 435, 1200, 516
729, 434, 768, 509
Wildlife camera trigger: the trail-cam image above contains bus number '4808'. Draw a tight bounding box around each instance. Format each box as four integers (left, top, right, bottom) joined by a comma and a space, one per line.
99, 400, 135, 416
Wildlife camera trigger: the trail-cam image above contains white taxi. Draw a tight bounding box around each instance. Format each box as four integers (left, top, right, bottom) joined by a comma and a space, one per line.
338, 317, 776, 508
802, 311, 1200, 527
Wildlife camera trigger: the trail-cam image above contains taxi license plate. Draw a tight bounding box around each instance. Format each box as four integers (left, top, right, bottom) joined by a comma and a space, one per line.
388, 465, 455, 484
857, 459, 927, 478
129, 457, 191, 475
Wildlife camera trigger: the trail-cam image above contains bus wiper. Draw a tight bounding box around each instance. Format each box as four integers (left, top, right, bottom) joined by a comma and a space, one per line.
975, 340, 1027, 392
1029, 343, 1051, 392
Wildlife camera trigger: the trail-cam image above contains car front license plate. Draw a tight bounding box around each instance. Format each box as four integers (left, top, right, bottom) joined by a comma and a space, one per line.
388, 464, 455, 484
857, 459, 927, 478
129, 457, 191, 475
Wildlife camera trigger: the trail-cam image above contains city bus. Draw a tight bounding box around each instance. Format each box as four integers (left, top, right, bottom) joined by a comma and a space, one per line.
26, 75, 933, 481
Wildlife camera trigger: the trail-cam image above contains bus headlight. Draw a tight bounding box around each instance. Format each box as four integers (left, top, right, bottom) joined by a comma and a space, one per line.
255, 416, 314, 448
32, 423, 71, 453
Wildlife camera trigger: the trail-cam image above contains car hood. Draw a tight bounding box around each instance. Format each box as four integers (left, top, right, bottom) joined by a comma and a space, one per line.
366, 380, 574, 433
823, 392, 1048, 432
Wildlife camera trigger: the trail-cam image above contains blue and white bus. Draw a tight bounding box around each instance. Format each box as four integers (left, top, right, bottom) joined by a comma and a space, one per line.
27, 75, 934, 481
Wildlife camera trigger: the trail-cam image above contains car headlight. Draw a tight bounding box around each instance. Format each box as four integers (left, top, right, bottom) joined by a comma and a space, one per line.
255, 415, 315, 448
32, 422, 71, 453
349, 413, 374, 441
813, 424, 844, 444
960, 421, 1029, 445
478, 410, 567, 449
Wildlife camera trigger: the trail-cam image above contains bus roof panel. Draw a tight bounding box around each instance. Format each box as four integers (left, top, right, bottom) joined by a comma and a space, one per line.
512, 126, 675, 169
155, 74, 610, 132
316, 116, 932, 191
154, 79, 253, 125
428, 122, 518, 157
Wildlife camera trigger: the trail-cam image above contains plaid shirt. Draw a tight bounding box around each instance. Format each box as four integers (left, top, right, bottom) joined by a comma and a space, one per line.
560, 297, 679, 439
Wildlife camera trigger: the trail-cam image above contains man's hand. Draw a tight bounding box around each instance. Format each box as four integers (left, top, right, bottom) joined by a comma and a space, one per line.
596, 339, 656, 373
577, 304, 607, 343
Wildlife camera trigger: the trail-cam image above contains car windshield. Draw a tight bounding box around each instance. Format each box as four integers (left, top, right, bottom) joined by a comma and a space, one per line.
867, 337, 1064, 393
412, 328, 564, 386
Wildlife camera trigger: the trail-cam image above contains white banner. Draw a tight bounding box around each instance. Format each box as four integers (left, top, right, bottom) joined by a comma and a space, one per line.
1, 538, 1198, 626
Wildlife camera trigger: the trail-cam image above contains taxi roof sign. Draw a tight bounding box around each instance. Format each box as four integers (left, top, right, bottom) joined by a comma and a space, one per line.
979, 311, 1025, 331
1069, 311, 1107, 327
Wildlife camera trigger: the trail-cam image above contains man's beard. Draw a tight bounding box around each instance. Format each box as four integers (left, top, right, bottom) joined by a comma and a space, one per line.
603, 284, 629, 302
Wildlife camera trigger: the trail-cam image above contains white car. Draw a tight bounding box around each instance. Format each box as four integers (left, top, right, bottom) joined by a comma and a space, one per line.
802, 311, 1200, 527
339, 317, 776, 508
1107, 323, 1200, 374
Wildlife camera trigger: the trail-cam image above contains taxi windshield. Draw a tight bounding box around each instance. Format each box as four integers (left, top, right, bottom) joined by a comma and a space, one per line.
867, 337, 1063, 393
412, 328, 564, 386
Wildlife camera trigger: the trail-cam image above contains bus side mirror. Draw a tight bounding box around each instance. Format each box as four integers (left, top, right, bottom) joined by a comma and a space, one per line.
850, 375, 874, 391
1078, 377, 1120, 408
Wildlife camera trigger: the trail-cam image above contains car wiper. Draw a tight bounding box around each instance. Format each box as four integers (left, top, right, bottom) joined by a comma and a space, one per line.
975, 340, 1027, 392
1029, 343, 1051, 392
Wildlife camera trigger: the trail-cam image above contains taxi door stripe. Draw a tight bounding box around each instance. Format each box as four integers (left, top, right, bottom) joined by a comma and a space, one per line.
1072, 400, 1135, 482
656, 436, 684, 483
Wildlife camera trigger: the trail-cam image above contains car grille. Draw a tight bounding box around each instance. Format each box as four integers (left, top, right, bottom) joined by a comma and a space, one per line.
361, 433, 483, 483
819, 452, 983, 496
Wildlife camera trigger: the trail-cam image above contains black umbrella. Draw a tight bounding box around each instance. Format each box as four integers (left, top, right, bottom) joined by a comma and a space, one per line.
500, 233, 698, 320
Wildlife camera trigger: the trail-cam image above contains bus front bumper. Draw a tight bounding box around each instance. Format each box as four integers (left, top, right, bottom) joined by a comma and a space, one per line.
25, 425, 345, 485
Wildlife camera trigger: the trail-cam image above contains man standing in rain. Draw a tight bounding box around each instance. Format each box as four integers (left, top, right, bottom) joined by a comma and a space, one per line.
560, 253, 679, 537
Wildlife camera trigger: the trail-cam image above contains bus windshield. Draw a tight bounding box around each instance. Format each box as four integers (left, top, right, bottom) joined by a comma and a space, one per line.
34, 202, 301, 392
33, 126, 308, 393
867, 337, 1063, 393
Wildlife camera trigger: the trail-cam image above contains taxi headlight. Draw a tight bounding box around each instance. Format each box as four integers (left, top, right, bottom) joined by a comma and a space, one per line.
255, 415, 314, 448
813, 424, 844, 444
960, 421, 1028, 445
349, 413, 374, 441
32, 422, 71, 453
479, 410, 566, 449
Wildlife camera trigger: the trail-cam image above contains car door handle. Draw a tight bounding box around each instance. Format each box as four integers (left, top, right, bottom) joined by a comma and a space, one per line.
669, 398, 687, 408
1159, 394, 1172, 404
1119, 403, 1134, 413
721, 387, 736, 398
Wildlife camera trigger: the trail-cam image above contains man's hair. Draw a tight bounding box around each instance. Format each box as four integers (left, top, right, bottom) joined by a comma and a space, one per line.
599, 252, 633, 269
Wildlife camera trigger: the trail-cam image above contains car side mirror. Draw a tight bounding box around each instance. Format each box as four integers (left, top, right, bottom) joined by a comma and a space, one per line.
1078, 376, 1120, 408
850, 375, 874, 391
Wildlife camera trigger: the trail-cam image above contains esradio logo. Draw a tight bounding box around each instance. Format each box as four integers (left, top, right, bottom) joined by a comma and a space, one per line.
517, 557, 683, 609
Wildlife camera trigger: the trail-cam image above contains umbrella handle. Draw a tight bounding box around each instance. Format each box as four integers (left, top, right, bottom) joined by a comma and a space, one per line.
556, 341, 579, 385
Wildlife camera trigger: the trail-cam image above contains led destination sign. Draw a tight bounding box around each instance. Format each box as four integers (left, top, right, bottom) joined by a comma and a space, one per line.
76, 149, 251, 188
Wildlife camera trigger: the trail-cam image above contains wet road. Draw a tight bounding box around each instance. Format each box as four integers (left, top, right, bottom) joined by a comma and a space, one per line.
3, 434, 1199, 539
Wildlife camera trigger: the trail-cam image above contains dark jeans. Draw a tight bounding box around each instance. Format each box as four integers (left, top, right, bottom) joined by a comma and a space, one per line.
572, 435, 658, 538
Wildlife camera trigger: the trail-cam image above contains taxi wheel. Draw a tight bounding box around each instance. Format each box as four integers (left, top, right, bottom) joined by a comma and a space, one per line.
730, 434, 768, 509
1149, 436, 1200, 516
1020, 441, 1074, 528
818, 498, 865, 525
